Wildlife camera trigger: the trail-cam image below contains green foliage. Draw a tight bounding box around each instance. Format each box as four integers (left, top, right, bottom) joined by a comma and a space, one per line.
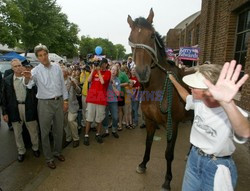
49, 14, 80, 58
79, 36, 126, 60
0, 0, 79, 57
0, 0, 23, 47
0, 0, 126, 59
115, 44, 126, 60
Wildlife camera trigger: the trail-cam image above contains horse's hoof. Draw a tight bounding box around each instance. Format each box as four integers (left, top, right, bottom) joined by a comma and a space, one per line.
136, 166, 146, 174
161, 182, 171, 191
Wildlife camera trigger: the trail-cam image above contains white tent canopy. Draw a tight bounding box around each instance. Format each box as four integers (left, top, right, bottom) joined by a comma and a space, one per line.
20, 53, 66, 63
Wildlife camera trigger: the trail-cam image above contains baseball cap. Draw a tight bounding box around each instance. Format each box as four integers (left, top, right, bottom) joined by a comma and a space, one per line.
182, 71, 208, 89
101, 58, 108, 64
21, 60, 33, 68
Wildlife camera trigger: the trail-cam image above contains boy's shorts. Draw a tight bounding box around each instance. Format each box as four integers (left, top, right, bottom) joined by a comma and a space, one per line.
86, 103, 106, 123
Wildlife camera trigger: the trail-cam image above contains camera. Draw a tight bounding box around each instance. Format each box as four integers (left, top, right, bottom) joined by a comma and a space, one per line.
84, 53, 101, 67
87, 53, 94, 60
83, 64, 91, 72
92, 60, 101, 67
84, 59, 101, 67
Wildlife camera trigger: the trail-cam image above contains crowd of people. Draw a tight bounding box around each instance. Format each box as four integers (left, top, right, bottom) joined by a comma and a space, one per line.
1, 45, 142, 169
1, 44, 250, 190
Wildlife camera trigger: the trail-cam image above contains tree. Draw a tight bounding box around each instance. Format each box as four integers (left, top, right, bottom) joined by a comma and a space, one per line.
0, 0, 22, 47
49, 13, 80, 58
79, 36, 126, 60
115, 44, 126, 60
14, 0, 64, 52
1, 0, 80, 57
79, 36, 95, 59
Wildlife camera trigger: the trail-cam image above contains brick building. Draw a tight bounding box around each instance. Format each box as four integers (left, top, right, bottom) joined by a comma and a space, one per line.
166, 0, 250, 111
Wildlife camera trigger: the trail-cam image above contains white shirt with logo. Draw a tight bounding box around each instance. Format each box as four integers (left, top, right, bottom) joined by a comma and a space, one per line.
185, 95, 248, 157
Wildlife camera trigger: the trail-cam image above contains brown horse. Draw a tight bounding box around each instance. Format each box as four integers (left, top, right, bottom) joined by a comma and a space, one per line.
127, 9, 192, 191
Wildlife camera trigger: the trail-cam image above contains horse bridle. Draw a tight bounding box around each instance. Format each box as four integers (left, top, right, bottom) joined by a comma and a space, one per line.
128, 33, 169, 74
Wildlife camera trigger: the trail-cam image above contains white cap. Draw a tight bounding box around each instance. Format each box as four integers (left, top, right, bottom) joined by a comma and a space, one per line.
182, 71, 208, 89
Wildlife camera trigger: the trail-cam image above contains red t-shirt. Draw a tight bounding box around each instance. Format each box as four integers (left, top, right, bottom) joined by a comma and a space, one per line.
130, 76, 140, 100
86, 70, 111, 105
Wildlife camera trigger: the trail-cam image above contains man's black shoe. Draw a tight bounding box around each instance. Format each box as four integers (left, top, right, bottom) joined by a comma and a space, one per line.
47, 161, 56, 169
83, 136, 89, 146
73, 140, 79, 148
63, 140, 72, 148
112, 132, 119, 138
95, 135, 103, 144
54, 154, 65, 162
33, 150, 40, 158
17, 154, 25, 162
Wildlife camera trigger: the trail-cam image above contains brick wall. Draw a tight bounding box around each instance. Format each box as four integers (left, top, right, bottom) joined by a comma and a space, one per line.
229, 1, 250, 111
165, 0, 250, 110
199, 0, 250, 111
237, 38, 250, 111
165, 29, 181, 49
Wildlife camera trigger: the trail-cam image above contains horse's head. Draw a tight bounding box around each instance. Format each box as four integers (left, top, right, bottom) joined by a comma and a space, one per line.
127, 8, 159, 83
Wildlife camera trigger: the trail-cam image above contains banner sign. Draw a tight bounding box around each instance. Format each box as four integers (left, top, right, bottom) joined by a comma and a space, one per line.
165, 48, 175, 61
178, 47, 199, 61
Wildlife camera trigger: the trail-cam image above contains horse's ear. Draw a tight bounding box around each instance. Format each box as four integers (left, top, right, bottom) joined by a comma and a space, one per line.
127, 15, 134, 28
147, 8, 154, 23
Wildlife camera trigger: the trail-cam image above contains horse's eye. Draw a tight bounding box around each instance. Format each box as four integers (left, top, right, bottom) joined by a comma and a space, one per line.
151, 34, 155, 39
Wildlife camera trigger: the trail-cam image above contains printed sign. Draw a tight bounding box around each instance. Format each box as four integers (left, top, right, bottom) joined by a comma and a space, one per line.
178, 47, 199, 61
165, 48, 175, 61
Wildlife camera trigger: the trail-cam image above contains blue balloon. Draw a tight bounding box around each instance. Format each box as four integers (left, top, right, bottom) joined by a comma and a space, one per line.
95, 46, 103, 55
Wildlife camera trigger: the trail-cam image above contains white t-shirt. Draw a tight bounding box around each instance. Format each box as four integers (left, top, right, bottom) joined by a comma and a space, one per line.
127, 61, 135, 69
186, 95, 248, 157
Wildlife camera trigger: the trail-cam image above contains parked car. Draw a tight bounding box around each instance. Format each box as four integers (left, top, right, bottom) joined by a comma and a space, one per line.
0, 61, 40, 77
30, 61, 40, 67
0, 61, 11, 77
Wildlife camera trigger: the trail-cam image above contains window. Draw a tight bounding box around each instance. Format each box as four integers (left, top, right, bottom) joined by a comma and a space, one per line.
235, 9, 250, 69
187, 30, 192, 46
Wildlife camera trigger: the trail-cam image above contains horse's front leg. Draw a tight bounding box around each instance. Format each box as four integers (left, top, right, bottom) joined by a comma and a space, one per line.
162, 122, 178, 191
136, 117, 156, 174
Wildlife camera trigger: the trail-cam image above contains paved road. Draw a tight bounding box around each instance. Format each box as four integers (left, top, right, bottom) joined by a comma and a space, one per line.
0, 119, 17, 172
0, 120, 249, 191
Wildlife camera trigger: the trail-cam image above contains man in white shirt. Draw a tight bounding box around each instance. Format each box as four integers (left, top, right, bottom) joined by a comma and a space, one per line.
169, 60, 249, 191
23, 44, 68, 169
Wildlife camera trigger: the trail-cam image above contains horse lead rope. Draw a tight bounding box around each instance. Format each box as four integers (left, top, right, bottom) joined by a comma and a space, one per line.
128, 38, 176, 141
159, 74, 173, 141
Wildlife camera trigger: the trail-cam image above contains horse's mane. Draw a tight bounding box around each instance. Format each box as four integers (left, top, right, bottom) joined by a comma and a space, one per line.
134, 17, 174, 66
134, 17, 154, 30
155, 32, 166, 58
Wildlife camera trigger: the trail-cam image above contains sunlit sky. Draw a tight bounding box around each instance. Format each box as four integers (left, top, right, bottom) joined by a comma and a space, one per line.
56, 0, 201, 53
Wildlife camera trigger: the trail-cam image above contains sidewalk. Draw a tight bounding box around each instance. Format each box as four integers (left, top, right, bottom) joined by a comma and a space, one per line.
0, 121, 249, 191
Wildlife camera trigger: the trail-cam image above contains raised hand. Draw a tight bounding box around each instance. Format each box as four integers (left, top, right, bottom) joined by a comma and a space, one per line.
204, 60, 249, 103
3, 115, 9, 123
22, 71, 32, 80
